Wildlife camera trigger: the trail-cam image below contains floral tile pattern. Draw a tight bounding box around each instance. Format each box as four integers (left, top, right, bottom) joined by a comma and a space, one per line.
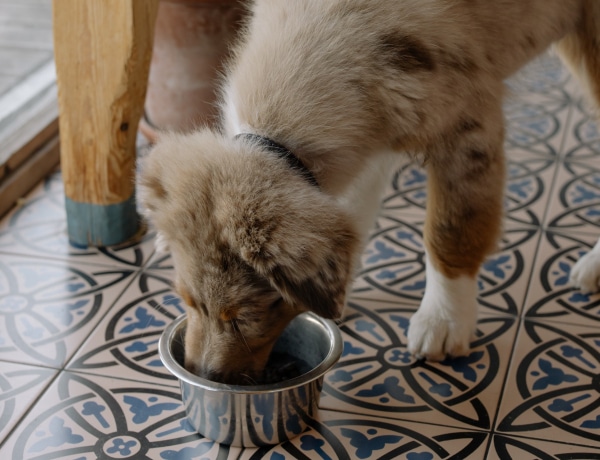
2, 52, 600, 458
0, 362, 56, 442
67, 269, 183, 387
496, 320, 600, 448
0, 174, 156, 269
0, 253, 135, 367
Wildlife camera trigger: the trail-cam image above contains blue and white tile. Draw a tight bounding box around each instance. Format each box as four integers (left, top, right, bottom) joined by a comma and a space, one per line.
67, 269, 184, 386
0, 172, 157, 268
523, 231, 600, 328
504, 99, 571, 164
320, 299, 518, 431
489, 434, 600, 459
0, 361, 56, 442
561, 98, 600, 165
379, 161, 427, 219
0, 371, 194, 460
544, 160, 600, 235
505, 53, 573, 105
0, 253, 134, 367
353, 215, 539, 318
503, 153, 559, 228
238, 411, 489, 460
0, 369, 494, 460
377, 152, 560, 230
352, 214, 425, 305
496, 319, 600, 448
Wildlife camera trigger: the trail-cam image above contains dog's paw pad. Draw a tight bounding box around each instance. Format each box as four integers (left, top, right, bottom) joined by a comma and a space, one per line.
570, 250, 600, 294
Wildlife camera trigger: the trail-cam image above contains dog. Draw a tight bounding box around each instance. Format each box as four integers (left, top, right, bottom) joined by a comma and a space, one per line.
139, 0, 600, 384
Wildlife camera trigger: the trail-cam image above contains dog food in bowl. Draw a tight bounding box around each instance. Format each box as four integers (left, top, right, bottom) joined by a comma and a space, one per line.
159, 312, 342, 447
261, 351, 311, 384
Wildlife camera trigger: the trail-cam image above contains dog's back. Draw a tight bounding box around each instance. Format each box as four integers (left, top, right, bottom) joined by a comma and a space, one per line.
223, 0, 584, 187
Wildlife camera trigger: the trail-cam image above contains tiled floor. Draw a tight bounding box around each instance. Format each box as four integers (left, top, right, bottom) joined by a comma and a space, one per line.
2, 53, 600, 459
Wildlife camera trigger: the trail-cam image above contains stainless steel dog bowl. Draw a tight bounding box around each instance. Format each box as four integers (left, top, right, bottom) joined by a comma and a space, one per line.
159, 312, 343, 447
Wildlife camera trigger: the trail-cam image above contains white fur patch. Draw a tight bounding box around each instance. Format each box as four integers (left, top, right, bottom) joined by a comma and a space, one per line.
338, 152, 402, 266
222, 86, 243, 137
570, 238, 600, 293
407, 253, 478, 360
154, 231, 170, 254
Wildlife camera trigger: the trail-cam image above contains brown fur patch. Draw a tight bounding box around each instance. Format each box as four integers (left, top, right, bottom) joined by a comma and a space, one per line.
457, 118, 482, 133
219, 310, 238, 322
378, 33, 435, 72
425, 149, 504, 279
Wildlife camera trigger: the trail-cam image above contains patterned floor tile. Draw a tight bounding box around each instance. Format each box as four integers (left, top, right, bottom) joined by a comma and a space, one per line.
545, 160, 600, 235
320, 299, 518, 431
353, 214, 539, 318
379, 161, 427, 220
496, 319, 600, 449
0, 172, 157, 268
238, 411, 489, 460
0, 370, 194, 459
505, 53, 573, 106
524, 230, 600, 328
0, 361, 56, 442
0, 369, 493, 460
0, 253, 135, 367
67, 268, 183, 387
489, 434, 600, 459
504, 97, 571, 163
378, 151, 560, 230
503, 153, 559, 228
562, 99, 600, 165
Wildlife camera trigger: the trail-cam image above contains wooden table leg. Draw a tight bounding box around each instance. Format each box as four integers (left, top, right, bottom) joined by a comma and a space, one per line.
53, 0, 158, 247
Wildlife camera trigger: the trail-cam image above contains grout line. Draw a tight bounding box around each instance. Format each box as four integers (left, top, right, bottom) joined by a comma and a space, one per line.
487, 89, 577, 443
0, 248, 150, 271
0, 365, 60, 451
317, 402, 493, 436
59, 267, 146, 372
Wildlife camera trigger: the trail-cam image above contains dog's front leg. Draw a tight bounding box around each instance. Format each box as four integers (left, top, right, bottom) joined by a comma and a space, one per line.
407, 103, 506, 360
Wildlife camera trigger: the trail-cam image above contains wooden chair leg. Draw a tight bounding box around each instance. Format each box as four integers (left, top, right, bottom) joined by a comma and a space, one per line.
53, 0, 158, 246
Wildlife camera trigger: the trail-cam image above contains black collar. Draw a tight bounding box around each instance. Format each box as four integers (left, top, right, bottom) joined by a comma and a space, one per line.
235, 133, 319, 188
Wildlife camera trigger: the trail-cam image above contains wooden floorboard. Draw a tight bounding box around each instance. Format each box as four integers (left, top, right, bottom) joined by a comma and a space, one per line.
0, 48, 52, 78
0, 0, 53, 91
0, 24, 54, 50
0, 1, 52, 27
0, 0, 57, 208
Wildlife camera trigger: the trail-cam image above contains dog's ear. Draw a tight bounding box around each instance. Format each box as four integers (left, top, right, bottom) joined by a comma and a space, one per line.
218, 190, 359, 319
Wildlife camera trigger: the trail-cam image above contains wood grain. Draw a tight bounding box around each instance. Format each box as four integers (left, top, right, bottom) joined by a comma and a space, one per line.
53, 0, 158, 206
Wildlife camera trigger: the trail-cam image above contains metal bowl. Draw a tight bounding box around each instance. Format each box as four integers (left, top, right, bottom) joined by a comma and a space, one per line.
158, 312, 343, 447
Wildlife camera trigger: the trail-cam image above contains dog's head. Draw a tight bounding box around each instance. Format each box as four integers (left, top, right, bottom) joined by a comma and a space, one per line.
139, 129, 359, 384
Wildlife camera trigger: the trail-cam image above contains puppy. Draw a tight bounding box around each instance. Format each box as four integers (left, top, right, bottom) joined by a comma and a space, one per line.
139, 0, 600, 384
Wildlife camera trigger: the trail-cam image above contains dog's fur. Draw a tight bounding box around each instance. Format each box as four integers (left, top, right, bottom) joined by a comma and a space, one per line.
139, 0, 600, 384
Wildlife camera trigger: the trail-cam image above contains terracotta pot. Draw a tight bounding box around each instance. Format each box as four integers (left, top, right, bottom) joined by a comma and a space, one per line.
140, 0, 244, 141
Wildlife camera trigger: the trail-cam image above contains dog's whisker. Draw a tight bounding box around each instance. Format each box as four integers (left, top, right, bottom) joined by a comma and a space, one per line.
240, 373, 258, 385
231, 318, 253, 354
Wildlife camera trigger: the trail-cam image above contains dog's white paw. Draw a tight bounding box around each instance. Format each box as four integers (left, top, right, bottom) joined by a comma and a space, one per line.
408, 300, 477, 361
570, 240, 600, 294
407, 254, 478, 360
